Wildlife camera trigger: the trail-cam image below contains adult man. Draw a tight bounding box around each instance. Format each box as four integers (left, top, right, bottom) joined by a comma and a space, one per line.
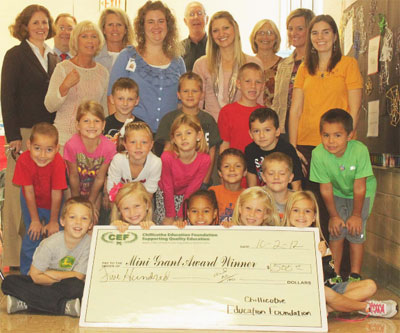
53, 13, 77, 61
181, 2, 208, 71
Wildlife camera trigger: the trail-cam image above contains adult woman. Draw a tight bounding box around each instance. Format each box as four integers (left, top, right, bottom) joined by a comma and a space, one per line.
289, 14, 362, 167
108, 1, 186, 133
45, 21, 108, 146
193, 11, 263, 121
272, 8, 315, 137
96, 7, 134, 73
1, 5, 57, 267
250, 19, 283, 107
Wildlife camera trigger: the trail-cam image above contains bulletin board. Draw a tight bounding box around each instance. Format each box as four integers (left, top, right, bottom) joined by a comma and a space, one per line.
341, 0, 400, 154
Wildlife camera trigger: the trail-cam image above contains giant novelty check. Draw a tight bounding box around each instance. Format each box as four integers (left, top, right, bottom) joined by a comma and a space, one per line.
80, 226, 327, 332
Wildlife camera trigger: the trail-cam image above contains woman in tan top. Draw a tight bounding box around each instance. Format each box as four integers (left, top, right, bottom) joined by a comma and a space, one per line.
45, 21, 108, 147
250, 19, 283, 107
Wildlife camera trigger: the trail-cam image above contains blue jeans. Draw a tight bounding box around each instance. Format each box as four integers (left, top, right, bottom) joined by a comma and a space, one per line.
20, 191, 62, 275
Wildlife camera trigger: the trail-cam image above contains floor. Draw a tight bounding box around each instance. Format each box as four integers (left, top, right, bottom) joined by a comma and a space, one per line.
0, 275, 398, 333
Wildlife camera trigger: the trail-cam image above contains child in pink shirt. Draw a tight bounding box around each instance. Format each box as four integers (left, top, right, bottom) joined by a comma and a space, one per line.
64, 101, 116, 221
156, 114, 210, 225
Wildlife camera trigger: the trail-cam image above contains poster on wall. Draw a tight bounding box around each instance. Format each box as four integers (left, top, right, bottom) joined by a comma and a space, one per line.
368, 36, 380, 75
367, 100, 379, 137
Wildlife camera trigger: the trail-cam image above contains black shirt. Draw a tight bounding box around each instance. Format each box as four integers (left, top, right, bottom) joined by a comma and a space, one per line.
181, 34, 207, 71
244, 137, 303, 185
103, 114, 144, 141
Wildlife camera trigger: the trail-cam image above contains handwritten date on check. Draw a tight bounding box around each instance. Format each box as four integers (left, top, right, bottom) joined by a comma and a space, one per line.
80, 226, 327, 332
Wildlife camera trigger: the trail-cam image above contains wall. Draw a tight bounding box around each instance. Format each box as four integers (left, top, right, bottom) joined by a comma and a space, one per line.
332, 0, 400, 294
364, 167, 400, 295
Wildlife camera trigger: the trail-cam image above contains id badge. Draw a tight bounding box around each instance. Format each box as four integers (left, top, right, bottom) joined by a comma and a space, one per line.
126, 58, 136, 72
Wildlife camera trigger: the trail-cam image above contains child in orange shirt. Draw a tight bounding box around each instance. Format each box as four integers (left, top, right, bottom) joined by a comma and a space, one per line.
209, 149, 246, 223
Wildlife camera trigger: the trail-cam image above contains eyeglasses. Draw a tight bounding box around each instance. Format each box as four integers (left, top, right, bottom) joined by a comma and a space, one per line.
188, 11, 205, 17
58, 26, 74, 32
257, 30, 274, 36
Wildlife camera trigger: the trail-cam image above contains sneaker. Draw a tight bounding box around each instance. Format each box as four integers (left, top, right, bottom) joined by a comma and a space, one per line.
6, 295, 28, 314
64, 298, 81, 317
329, 275, 343, 284
348, 273, 362, 282
359, 300, 398, 318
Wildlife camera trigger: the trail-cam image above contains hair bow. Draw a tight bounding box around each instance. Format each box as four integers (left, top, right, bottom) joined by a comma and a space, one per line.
119, 118, 134, 138
109, 182, 124, 202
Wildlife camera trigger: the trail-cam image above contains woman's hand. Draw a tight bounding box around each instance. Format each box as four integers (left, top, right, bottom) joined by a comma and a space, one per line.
8, 140, 22, 153
8, 140, 22, 160
59, 69, 80, 97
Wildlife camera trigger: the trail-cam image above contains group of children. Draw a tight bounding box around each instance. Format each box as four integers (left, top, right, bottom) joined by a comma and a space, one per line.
1, 63, 398, 319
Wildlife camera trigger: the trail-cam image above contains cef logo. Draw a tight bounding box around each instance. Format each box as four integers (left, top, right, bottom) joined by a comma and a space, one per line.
101, 232, 138, 245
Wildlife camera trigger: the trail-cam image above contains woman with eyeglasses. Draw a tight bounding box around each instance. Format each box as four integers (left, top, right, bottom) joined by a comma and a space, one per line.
250, 19, 283, 107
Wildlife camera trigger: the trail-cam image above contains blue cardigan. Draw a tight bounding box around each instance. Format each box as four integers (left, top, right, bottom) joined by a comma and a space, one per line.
108, 46, 186, 132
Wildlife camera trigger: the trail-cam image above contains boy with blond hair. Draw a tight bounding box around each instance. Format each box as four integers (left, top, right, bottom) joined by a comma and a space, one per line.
2, 197, 94, 317
218, 63, 265, 153
261, 152, 295, 220
12, 122, 67, 275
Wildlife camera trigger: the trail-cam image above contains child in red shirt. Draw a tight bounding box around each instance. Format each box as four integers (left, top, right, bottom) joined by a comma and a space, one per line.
13, 123, 67, 274
218, 62, 265, 153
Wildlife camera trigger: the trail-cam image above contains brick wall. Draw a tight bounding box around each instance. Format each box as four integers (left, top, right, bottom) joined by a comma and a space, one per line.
363, 167, 400, 295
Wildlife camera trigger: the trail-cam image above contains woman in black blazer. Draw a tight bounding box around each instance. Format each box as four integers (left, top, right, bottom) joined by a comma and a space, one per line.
1, 5, 57, 268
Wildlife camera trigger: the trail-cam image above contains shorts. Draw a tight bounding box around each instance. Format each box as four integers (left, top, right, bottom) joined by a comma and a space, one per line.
329, 196, 371, 244
331, 281, 350, 294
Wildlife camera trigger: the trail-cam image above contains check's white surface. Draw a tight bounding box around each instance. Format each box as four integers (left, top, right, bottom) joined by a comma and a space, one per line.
80, 226, 327, 332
